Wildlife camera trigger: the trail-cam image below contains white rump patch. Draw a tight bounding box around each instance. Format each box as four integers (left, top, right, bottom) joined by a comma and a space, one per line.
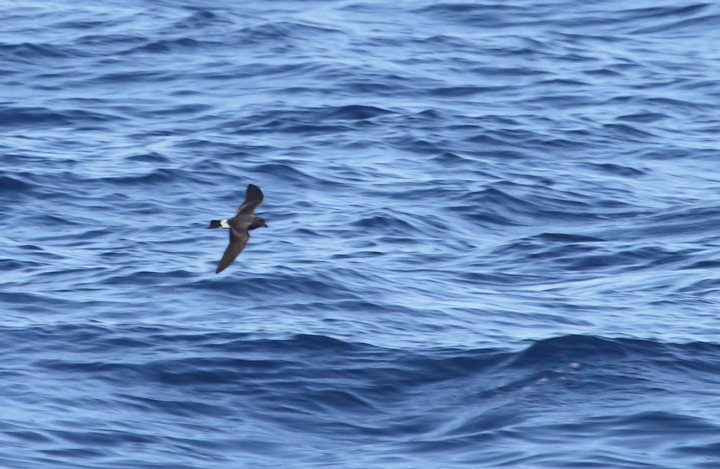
220, 220, 230, 228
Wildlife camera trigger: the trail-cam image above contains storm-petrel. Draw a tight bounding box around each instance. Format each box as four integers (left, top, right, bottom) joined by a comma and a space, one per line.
208, 184, 267, 273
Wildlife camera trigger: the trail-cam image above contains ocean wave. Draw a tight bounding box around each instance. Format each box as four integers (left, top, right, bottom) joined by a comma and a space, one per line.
3, 0, 720, 466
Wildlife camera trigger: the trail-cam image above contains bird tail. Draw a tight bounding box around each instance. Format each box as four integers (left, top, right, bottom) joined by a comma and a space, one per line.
208, 220, 222, 229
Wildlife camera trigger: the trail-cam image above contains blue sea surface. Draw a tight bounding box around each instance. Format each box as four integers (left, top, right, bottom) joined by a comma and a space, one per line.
2, 0, 720, 467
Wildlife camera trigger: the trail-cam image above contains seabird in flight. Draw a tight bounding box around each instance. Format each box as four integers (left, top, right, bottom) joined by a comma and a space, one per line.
208, 184, 267, 273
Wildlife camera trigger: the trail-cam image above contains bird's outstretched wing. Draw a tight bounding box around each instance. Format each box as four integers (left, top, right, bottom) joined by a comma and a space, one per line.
236, 184, 264, 215
216, 229, 249, 273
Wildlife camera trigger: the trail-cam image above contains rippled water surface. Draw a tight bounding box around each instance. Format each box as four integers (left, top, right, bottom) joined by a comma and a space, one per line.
2, 0, 720, 467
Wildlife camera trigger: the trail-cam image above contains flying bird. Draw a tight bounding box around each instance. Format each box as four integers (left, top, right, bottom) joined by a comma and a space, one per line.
209, 184, 267, 273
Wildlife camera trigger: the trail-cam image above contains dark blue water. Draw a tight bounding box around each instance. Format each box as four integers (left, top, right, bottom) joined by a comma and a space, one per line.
2, 0, 720, 467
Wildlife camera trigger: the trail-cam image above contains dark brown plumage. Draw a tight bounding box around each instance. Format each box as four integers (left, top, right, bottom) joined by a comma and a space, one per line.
208, 184, 267, 273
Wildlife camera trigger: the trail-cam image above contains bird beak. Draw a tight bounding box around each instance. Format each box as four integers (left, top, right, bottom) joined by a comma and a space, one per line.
263, 223, 268, 227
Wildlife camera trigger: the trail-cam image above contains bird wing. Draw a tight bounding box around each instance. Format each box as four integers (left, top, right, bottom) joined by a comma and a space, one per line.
216, 229, 249, 273
236, 184, 264, 215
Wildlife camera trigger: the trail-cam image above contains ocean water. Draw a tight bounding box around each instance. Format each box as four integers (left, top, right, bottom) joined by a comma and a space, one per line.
2, 0, 720, 467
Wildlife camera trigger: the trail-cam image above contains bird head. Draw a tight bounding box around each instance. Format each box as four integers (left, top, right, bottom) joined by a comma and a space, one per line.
251, 217, 268, 229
